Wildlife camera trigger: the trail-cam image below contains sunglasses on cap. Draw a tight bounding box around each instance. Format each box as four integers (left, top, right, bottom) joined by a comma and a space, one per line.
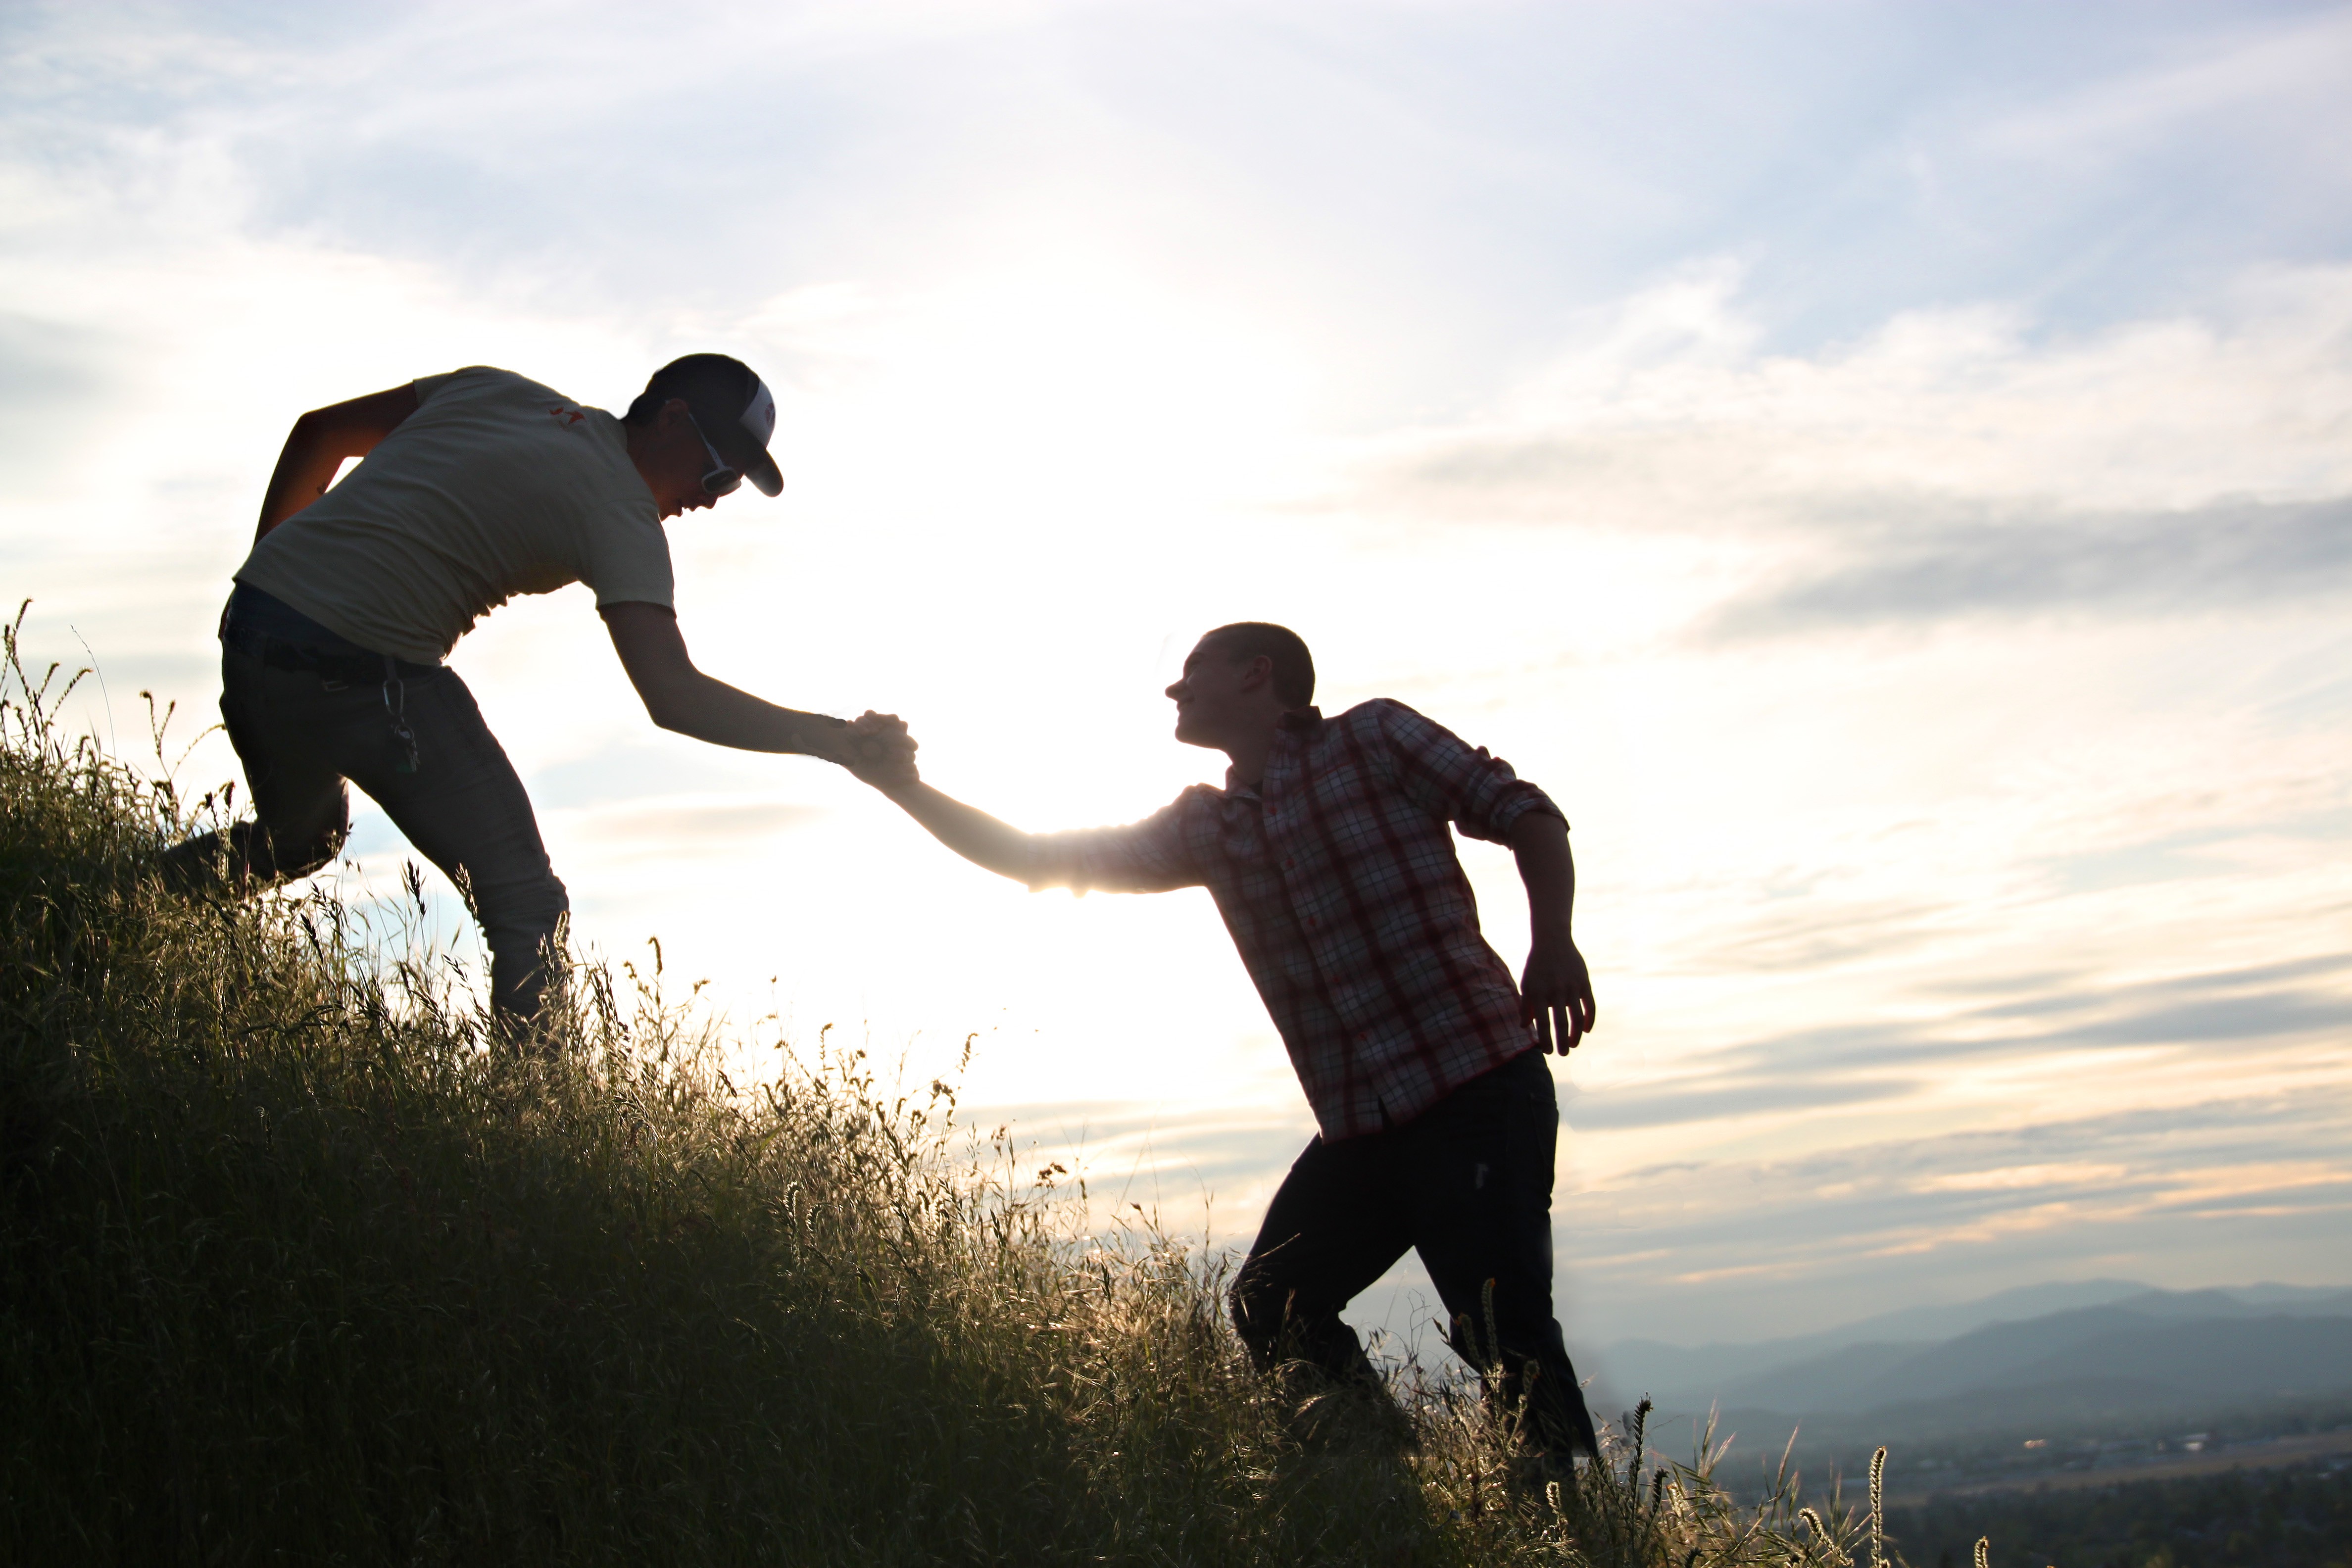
684, 412, 744, 498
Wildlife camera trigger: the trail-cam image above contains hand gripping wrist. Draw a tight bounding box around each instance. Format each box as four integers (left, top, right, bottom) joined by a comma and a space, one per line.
797, 712, 850, 759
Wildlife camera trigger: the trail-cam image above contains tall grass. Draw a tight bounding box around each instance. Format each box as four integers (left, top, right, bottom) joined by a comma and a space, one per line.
1, 608, 1890, 1566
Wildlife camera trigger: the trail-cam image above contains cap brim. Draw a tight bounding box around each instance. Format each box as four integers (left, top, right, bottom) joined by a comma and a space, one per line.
744, 447, 783, 497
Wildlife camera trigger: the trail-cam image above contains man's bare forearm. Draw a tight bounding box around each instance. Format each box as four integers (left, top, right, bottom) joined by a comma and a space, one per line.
1511, 809, 1595, 1050
648, 672, 847, 758
875, 781, 1038, 882
601, 603, 853, 760
1510, 811, 1576, 945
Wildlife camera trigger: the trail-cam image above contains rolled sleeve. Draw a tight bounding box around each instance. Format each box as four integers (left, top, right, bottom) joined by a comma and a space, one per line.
1372, 699, 1566, 844
1029, 789, 1210, 893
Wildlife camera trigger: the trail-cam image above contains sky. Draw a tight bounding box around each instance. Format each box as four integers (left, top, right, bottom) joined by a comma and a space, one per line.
2, 0, 2348, 1357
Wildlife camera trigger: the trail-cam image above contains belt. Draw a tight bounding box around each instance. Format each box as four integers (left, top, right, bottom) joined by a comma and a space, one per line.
218, 613, 430, 774
219, 616, 441, 685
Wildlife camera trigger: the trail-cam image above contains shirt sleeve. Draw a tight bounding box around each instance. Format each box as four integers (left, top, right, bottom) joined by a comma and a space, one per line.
580, 512, 676, 609
1029, 789, 1211, 893
576, 412, 675, 609
1370, 699, 1566, 844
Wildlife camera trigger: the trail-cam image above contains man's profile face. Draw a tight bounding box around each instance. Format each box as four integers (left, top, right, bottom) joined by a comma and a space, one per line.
638, 400, 724, 521
1165, 638, 1253, 748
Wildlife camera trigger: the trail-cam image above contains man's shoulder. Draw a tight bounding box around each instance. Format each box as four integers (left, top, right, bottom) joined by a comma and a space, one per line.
1328, 697, 1416, 724
1317, 697, 1428, 741
413, 367, 638, 497
1117, 780, 1228, 835
417, 366, 602, 417
1305, 698, 1492, 774
1168, 780, 1229, 813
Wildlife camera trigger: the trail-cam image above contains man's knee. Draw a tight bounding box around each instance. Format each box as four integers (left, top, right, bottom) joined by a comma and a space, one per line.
160, 817, 345, 894
1230, 1272, 1370, 1382
1231, 1263, 1334, 1373
1230, 1278, 1292, 1372
264, 818, 347, 881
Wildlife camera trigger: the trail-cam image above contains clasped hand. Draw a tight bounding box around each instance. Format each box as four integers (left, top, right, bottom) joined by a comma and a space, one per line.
837, 711, 920, 789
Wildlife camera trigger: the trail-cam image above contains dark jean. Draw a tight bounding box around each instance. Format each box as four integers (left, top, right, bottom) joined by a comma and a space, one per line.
1230, 1047, 1600, 1458
164, 603, 568, 1025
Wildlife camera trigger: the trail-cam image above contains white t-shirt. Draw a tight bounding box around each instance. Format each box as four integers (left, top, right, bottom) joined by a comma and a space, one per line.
236, 366, 673, 663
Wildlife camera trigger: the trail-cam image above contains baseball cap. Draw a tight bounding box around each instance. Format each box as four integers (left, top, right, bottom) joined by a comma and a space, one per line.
630, 353, 784, 497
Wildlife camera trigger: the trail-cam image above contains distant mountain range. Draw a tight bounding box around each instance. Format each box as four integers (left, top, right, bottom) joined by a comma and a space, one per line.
1589, 1283, 2352, 1439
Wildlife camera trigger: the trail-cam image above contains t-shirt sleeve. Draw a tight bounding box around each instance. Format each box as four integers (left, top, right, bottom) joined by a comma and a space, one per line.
1371, 699, 1565, 844
578, 507, 675, 609
1029, 790, 1209, 893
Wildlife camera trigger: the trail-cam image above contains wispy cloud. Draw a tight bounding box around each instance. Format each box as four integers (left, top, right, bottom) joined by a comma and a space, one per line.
1708, 494, 2352, 637
1574, 954, 2352, 1136
1343, 263, 2352, 544
1563, 1089, 2352, 1342
1970, 5, 2352, 172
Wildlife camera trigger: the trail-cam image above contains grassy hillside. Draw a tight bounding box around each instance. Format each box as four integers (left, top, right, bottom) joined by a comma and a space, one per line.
1, 615, 1877, 1567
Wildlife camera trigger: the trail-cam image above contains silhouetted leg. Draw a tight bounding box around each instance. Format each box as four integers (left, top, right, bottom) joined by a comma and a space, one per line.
340, 668, 569, 1033
1404, 1050, 1599, 1459
1231, 1131, 1413, 1388
160, 649, 350, 893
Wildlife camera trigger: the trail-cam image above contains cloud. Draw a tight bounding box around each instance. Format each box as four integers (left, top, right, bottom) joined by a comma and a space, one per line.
2040, 985, 2352, 1050
1560, 1090, 2352, 1342
1971, 6, 2352, 172
1698, 897, 1950, 973
1706, 494, 2352, 637
1340, 264, 2352, 548
1569, 1073, 1916, 1133
1573, 955, 2352, 1134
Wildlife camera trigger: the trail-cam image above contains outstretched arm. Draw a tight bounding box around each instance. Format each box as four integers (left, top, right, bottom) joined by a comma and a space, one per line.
840, 738, 1075, 884
867, 779, 1043, 882
1511, 811, 1596, 1054
255, 383, 421, 540
601, 601, 906, 766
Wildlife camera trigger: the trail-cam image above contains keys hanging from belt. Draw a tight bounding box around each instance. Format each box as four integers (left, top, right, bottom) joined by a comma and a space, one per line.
381, 655, 421, 774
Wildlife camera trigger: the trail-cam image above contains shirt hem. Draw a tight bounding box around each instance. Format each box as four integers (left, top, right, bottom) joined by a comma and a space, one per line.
230, 567, 449, 666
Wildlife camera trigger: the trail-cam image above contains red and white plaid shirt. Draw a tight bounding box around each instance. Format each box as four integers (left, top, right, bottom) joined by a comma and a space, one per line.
1034, 699, 1564, 1140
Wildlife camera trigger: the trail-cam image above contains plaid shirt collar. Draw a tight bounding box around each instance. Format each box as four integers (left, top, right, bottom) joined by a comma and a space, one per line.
1222, 706, 1324, 798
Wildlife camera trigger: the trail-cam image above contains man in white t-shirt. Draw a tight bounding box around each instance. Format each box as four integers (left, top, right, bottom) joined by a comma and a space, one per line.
165, 354, 908, 1035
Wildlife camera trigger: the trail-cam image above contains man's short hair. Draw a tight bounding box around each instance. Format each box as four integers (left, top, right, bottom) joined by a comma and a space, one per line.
1202, 622, 1315, 707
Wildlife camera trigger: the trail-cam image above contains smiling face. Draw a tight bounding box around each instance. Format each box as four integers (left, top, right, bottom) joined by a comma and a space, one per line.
1164, 635, 1268, 749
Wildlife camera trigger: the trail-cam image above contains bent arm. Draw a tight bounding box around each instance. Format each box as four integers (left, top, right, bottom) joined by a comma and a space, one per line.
1511, 811, 1596, 1053
602, 601, 855, 760
255, 383, 421, 540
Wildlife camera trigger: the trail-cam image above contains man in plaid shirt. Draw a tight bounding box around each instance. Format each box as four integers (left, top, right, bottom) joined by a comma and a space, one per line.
853, 622, 1600, 1458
